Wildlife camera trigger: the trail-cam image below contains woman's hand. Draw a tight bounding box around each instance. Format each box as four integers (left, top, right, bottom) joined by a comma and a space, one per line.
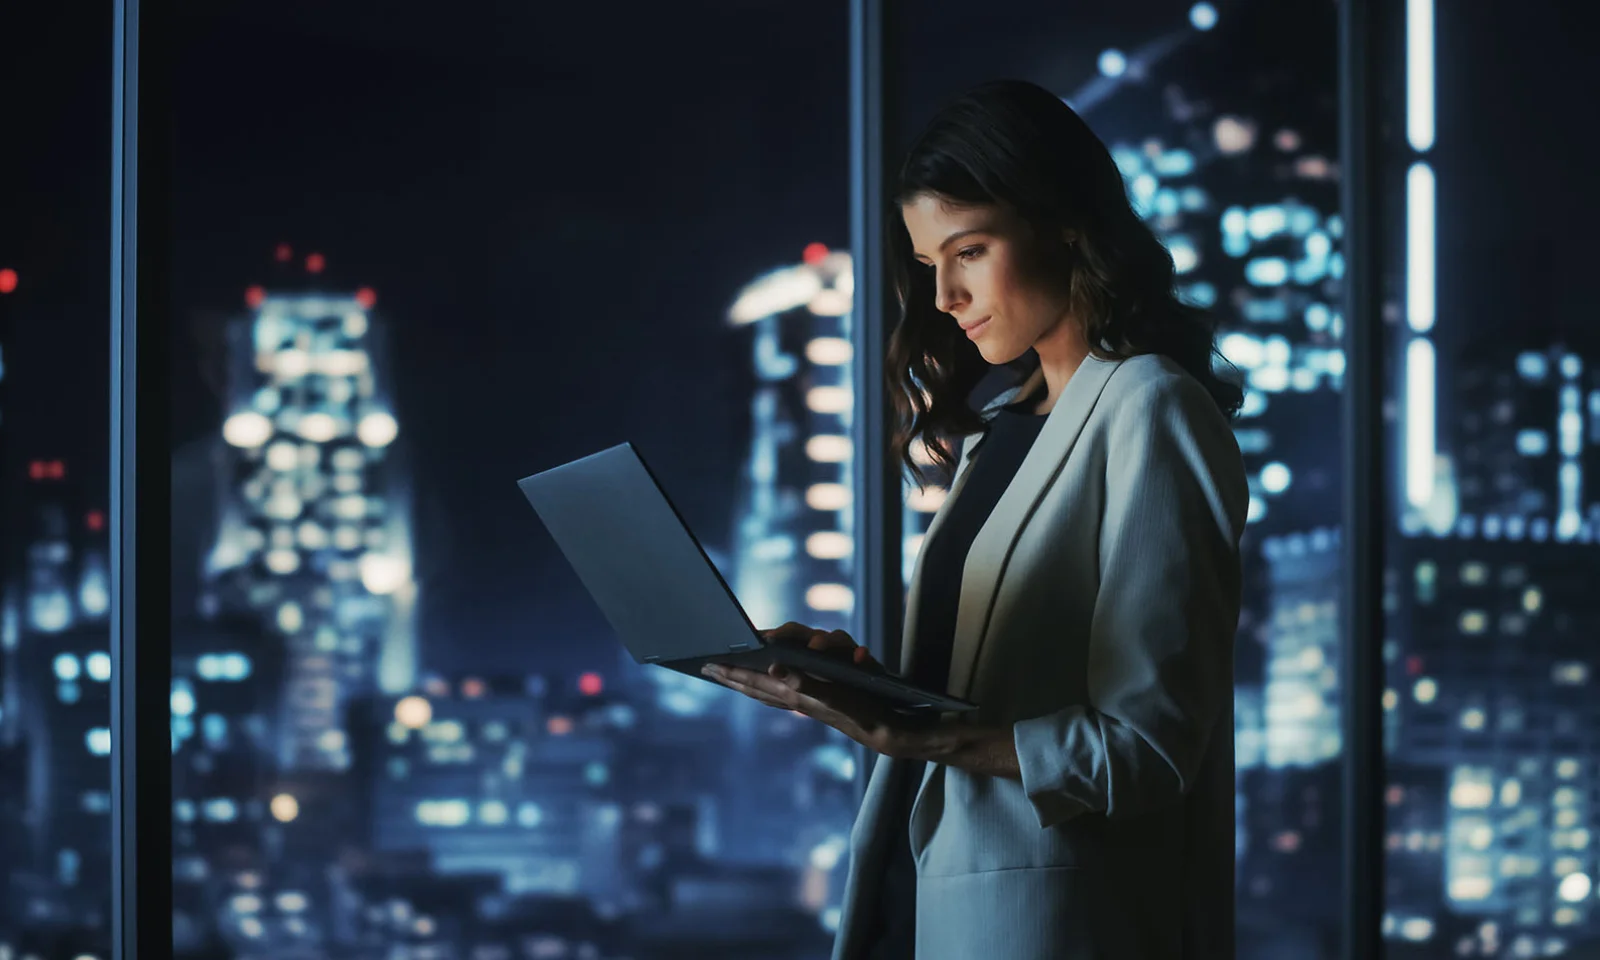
760, 621, 886, 673
701, 623, 930, 759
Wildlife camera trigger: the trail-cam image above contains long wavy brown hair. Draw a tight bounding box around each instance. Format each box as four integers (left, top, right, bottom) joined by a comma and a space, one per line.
887, 79, 1243, 483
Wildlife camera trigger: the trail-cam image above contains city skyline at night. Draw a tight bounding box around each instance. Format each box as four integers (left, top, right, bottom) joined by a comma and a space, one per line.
2, 1, 1599, 958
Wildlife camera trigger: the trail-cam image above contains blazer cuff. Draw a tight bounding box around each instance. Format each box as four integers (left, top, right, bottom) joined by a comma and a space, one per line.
1013, 708, 1106, 830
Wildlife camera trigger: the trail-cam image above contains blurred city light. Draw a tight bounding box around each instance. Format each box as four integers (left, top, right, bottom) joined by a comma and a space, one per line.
270, 793, 300, 823
357, 410, 399, 447
395, 696, 432, 729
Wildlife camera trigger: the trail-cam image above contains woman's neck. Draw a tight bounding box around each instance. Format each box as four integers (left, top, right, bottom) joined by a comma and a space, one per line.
1030, 318, 1092, 415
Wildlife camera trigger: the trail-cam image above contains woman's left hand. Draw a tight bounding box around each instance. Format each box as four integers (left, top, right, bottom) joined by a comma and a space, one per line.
700, 661, 934, 760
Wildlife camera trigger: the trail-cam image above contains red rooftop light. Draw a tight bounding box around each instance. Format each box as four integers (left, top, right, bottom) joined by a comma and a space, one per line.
245, 286, 266, 308
0, 269, 16, 294
87, 511, 105, 531
579, 672, 603, 696
355, 287, 377, 309
802, 243, 828, 265
306, 253, 326, 274
274, 243, 293, 263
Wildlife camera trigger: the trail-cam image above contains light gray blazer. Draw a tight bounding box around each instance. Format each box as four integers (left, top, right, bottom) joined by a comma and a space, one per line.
831, 353, 1248, 960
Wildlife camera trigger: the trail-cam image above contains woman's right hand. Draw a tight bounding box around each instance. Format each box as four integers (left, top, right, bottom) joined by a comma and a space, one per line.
760, 621, 886, 674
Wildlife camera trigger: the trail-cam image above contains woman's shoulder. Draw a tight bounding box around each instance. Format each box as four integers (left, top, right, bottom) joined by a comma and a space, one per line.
1095, 354, 1241, 464
1101, 353, 1220, 418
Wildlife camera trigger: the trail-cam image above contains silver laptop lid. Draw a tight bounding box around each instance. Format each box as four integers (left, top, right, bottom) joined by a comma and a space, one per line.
517, 442, 762, 665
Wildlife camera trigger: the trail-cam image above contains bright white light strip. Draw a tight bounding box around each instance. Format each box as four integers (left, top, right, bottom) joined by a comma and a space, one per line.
1407, 0, 1435, 151
1407, 163, 1435, 333
1406, 337, 1436, 509
1557, 463, 1580, 540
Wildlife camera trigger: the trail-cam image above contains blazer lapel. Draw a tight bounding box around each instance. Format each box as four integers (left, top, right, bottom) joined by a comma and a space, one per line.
899, 436, 976, 674
898, 368, 1045, 675
944, 355, 1122, 699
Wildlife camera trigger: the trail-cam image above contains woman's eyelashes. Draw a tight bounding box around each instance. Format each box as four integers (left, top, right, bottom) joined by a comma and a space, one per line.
916, 245, 986, 270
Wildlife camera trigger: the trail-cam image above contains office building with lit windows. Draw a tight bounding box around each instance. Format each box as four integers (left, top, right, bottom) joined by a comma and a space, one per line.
1381, 763, 1451, 954
1382, 336, 1600, 953
1387, 536, 1600, 953
4, 461, 114, 937
1448, 340, 1600, 533
727, 243, 858, 635
347, 675, 624, 904
1257, 528, 1344, 770
723, 247, 865, 890
168, 611, 288, 953
207, 286, 417, 772
18, 624, 111, 917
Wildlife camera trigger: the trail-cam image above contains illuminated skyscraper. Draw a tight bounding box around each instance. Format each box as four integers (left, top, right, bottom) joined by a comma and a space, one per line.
1381, 338, 1600, 954
1380, 764, 1450, 953
348, 676, 623, 905
727, 244, 857, 637
723, 248, 865, 920
1257, 528, 1343, 769
1445, 340, 1600, 539
8, 461, 113, 934
169, 612, 286, 952
1386, 537, 1599, 954
207, 281, 417, 772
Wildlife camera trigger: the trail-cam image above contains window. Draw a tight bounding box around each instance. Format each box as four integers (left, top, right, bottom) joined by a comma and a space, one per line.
0, 3, 116, 956
1379, 2, 1600, 954
164, 4, 853, 957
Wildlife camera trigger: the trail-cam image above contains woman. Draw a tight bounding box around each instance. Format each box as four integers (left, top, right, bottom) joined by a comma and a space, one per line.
702, 79, 1248, 959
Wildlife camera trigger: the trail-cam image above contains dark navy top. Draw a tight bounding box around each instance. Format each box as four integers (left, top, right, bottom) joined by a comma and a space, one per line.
861, 390, 1049, 959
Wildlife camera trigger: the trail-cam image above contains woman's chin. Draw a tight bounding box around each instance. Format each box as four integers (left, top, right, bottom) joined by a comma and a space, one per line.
976, 338, 1027, 366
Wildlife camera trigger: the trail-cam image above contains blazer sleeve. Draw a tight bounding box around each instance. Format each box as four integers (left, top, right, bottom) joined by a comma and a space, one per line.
1011, 376, 1248, 829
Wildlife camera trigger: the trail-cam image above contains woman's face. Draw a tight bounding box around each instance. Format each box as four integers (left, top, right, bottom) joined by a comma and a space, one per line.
901, 193, 1073, 365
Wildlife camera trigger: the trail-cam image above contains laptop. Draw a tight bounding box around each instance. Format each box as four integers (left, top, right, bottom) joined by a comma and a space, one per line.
517, 442, 977, 715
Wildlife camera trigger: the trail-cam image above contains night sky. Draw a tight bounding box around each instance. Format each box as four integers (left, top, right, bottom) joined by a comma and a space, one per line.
160, 3, 859, 675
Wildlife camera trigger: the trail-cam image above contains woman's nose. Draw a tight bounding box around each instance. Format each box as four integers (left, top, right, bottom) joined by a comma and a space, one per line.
933, 278, 965, 315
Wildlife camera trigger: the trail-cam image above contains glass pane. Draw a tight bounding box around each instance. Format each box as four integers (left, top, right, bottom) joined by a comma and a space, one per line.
0, 4, 116, 958
888, 3, 1346, 955
1380, 4, 1600, 957
170, 5, 851, 958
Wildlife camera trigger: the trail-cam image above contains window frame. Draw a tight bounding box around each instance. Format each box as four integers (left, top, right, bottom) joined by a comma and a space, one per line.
111, 0, 173, 956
